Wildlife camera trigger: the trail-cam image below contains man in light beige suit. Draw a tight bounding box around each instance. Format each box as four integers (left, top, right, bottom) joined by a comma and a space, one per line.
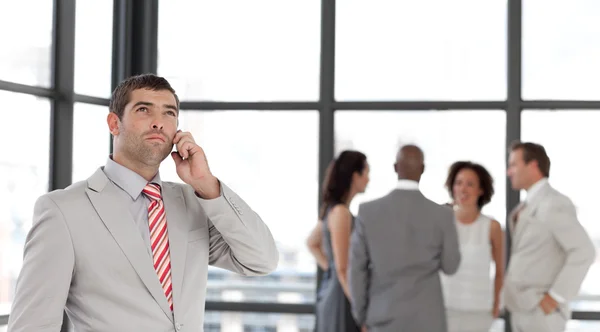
505, 141, 595, 332
7, 74, 279, 332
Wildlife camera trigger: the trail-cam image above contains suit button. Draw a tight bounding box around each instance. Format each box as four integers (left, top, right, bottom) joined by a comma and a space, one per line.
176, 323, 183, 330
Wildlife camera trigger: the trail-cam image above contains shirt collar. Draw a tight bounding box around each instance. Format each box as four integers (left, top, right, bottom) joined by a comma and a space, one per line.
525, 177, 548, 203
396, 179, 420, 190
103, 156, 162, 200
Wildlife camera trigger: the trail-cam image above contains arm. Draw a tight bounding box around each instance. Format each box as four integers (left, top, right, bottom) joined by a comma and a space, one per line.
546, 200, 595, 303
440, 209, 461, 274
7, 195, 75, 332
197, 182, 279, 276
328, 205, 353, 299
349, 206, 370, 326
306, 222, 329, 270
490, 220, 505, 317
173, 133, 278, 276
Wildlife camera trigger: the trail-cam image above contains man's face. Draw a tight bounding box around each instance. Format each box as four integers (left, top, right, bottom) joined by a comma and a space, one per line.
507, 149, 533, 190
112, 88, 179, 167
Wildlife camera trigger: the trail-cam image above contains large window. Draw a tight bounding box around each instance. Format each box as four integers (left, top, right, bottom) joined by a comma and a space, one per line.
335, 0, 506, 101
159, 110, 319, 303
0, 1, 53, 87
522, 110, 600, 309
4, 0, 600, 329
72, 103, 110, 183
335, 111, 507, 224
522, 1, 600, 100
157, 0, 321, 101
74, 0, 114, 97
0, 91, 51, 314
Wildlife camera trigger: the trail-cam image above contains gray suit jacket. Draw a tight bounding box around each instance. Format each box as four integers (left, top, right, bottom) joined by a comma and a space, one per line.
349, 189, 461, 332
7, 168, 279, 332
504, 182, 595, 318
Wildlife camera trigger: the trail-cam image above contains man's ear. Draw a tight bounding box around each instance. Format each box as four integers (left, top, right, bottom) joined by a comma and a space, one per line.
526, 159, 540, 174
107, 112, 120, 136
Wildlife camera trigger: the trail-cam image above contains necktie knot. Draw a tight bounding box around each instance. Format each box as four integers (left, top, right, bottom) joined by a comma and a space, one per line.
143, 183, 162, 201
513, 202, 527, 223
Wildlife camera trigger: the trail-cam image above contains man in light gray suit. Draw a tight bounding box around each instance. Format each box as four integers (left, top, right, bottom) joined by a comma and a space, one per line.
349, 145, 461, 332
505, 141, 595, 332
7, 74, 278, 332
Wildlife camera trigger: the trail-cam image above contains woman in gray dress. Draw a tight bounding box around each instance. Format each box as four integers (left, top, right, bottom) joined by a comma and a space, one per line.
307, 150, 370, 332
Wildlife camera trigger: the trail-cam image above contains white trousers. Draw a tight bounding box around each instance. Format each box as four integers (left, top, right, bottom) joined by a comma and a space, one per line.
446, 309, 494, 332
510, 307, 567, 332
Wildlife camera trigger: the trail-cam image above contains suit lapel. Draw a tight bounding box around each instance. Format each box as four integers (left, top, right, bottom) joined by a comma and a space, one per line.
508, 201, 525, 237
85, 168, 174, 322
511, 183, 552, 249
161, 183, 187, 318
511, 203, 531, 248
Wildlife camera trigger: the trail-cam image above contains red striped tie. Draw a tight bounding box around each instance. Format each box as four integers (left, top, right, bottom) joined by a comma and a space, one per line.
143, 183, 173, 311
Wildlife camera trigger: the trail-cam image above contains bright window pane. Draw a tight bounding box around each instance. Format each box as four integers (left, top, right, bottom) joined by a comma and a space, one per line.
566, 321, 600, 331
0, 91, 50, 314
0, 1, 53, 86
335, 111, 507, 225
157, 0, 320, 101
74, 0, 114, 97
159, 111, 318, 303
490, 320, 600, 332
204, 312, 314, 332
522, 111, 600, 307
336, 0, 506, 101
523, 0, 600, 100
72, 103, 110, 183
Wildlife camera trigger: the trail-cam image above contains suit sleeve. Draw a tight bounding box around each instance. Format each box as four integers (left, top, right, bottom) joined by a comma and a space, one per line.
349, 205, 370, 325
440, 208, 461, 275
196, 181, 278, 276
547, 199, 595, 302
7, 195, 75, 332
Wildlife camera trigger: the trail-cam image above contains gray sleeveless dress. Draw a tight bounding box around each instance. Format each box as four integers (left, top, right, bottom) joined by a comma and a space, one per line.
315, 205, 361, 332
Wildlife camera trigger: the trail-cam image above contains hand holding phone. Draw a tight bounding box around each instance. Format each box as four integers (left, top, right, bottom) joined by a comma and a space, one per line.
171, 130, 220, 199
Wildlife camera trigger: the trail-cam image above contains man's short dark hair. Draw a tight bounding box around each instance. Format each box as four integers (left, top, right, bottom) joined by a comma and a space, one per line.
445, 161, 494, 210
510, 141, 550, 177
109, 74, 180, 120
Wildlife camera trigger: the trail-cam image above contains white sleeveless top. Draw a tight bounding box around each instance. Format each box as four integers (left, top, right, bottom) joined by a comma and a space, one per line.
441, 213, 493, 311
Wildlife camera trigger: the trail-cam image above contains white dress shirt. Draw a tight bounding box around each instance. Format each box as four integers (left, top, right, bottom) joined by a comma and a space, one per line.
396, 179, 420, 190
525, 177, 548, 203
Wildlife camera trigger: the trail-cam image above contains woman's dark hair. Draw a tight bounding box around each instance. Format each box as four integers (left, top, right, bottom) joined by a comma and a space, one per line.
319, 150, 367, 220
445, 161, 494, 210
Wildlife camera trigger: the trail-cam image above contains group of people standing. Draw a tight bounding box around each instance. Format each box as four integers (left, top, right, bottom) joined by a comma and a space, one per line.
307, 142, 596, 332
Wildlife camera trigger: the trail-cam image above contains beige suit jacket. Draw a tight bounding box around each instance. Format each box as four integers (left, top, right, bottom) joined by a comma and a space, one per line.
504, 182, 595, 319
7, 168, 279, 332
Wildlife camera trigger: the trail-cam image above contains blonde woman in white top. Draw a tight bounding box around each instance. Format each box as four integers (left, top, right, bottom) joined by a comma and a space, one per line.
441, 161, 505, 332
